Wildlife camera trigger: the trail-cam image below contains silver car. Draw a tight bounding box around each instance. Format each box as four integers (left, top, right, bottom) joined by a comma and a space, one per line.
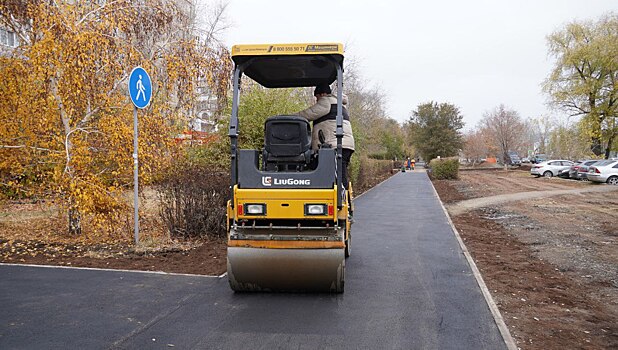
587, 160, 618, 185
530, 160, 574, 178
569, 160, 600, 180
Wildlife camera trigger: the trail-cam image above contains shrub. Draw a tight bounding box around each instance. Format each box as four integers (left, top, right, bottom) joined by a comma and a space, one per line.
429, 157, 459, 180
156, 162, 229, 239
352, 155, 394, 193
367, 153, 388, 160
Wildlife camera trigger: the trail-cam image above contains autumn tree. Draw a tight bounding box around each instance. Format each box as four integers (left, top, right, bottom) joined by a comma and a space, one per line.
406, 102, 464, 162
479, 105, 526, 164
340, 55, 391, 156
325, 55, 406, 184
546, 122, 595, 160
462, 130, 489, 165
544, 13, 618, 159
378, 118, 406, 160
0, 1, 230, 237
528, 116, 555, 155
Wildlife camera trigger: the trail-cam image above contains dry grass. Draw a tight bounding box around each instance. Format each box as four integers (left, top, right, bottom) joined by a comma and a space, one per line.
0, 188, 172, 248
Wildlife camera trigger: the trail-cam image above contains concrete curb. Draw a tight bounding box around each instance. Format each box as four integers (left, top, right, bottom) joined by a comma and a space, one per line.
429, 178, 518, 350
0, 262, 222, 278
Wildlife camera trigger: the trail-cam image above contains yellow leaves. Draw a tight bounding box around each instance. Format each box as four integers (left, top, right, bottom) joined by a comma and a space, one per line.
1, 1, 232, 236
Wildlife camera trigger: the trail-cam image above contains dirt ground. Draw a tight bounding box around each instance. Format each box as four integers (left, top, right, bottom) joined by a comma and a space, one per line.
0, 238, 227, 275
0, 193, 229, 275
433, 169, 618, 349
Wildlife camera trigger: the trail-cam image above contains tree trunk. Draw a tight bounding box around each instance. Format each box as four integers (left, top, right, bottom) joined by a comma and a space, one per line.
605, 135, 614, 160
68, 200, 82, 235
591, 137, 603, 156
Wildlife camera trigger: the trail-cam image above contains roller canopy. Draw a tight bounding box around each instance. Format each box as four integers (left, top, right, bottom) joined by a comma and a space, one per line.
231, 43, 344, 88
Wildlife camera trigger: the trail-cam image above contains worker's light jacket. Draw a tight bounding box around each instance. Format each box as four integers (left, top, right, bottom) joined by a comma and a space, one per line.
297, 94, 355, 151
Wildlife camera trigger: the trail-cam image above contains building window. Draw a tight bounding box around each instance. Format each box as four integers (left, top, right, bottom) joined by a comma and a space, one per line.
0, 28, 19, 48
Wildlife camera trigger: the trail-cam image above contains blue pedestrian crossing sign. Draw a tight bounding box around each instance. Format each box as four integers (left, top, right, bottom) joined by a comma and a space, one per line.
128, 67, 152, 109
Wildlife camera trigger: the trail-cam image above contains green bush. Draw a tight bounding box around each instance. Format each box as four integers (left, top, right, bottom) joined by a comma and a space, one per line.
429, 157, 459, 180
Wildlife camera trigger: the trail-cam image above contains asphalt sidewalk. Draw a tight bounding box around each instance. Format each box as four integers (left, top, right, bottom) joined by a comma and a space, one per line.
0, 171, 508, 349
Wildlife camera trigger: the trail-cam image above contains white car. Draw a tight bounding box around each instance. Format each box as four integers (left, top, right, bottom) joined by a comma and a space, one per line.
587, 160, 618, 185
530, 160, 574, 178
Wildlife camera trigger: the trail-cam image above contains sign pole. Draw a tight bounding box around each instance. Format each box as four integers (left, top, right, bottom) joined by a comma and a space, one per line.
133, 106, 139, 244
128, 66, 151, 245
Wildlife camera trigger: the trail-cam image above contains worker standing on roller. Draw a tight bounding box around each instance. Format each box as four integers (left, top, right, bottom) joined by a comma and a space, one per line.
297, 84, 355, 189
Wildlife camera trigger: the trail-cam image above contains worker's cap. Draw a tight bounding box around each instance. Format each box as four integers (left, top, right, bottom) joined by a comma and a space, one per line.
314, 84, 331, 96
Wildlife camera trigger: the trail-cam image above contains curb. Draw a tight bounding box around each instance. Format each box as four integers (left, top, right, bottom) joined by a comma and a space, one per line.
429, 179, 518, 350
0, 262, 222, 278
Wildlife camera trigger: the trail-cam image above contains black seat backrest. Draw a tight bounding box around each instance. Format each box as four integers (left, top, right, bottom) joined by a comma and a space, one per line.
264, 115, 311, 157
263, 115, 312, 171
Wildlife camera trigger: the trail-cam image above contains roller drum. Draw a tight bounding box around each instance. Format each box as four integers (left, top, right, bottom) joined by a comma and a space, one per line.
227, 247, 345, 293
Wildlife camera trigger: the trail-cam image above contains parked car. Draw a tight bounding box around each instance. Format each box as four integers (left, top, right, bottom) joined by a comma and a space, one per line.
531, 154, 547, 164
521, 157, 530, 163
506, 152, 521, 166
530, 160, 574, 178
568, 160, 582, 178
569, 160, 600, 180
587, 160, 618, 185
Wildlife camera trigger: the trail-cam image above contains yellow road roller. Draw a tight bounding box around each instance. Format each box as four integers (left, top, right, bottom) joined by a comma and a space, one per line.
226, 43, 353, 293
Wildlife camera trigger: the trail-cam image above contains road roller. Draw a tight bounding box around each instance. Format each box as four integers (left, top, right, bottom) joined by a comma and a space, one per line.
226, 43, 353, 292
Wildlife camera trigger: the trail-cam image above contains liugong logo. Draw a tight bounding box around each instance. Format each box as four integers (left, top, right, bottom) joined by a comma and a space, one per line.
261, 176, 310, 186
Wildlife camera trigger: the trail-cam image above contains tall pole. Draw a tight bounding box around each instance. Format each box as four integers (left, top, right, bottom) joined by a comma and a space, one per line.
129, 66, 149, 245
133, 106, 139, 244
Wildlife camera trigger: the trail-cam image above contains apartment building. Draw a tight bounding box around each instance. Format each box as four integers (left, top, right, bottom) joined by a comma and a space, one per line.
0, 21, 20, 56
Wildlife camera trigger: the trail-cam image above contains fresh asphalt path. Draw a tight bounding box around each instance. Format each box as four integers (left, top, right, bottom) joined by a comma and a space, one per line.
0, 172, 506, 349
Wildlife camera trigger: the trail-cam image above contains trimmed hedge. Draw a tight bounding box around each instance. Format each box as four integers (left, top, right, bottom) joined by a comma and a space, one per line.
351, 156, 394, 193
429, 157, 459, 180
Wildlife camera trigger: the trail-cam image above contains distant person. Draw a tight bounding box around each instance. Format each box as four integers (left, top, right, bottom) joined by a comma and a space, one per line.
297, 83, 355, 189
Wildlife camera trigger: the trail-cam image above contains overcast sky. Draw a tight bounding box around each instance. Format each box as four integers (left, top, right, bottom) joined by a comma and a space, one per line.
220, 0, 616, 129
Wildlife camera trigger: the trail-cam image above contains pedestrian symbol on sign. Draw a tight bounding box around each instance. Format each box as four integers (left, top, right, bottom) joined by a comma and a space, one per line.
135, 75, 146, 101
128, 67, 152, 109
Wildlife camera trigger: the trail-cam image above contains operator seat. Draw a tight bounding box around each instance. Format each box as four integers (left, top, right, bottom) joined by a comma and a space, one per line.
263, 115, 312, 171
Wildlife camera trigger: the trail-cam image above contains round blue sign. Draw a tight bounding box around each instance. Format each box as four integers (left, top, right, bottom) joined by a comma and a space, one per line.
128, 67, 152, 109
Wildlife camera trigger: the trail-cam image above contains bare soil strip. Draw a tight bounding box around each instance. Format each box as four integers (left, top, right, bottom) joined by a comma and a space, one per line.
447, 186, 618, 216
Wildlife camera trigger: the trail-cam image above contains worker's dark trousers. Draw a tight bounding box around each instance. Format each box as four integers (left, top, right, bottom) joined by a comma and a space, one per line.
342, 149, 354, 190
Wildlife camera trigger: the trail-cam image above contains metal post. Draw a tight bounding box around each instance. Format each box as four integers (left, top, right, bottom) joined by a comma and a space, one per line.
133, 106, 139, 244
229, 66, 242, 206
335, 64, 344, 208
